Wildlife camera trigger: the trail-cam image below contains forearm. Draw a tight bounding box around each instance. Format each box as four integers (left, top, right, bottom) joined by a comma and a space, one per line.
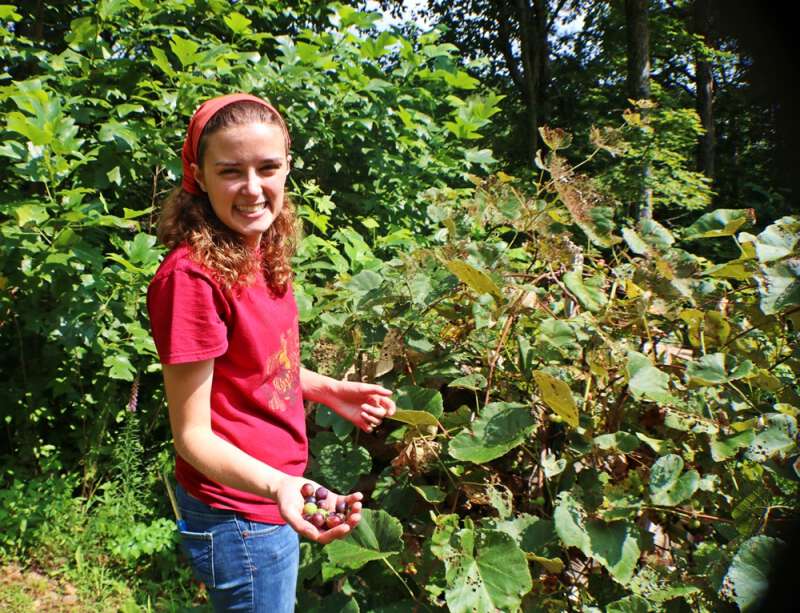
174, 428, 289, 501
300, 367, 341, 405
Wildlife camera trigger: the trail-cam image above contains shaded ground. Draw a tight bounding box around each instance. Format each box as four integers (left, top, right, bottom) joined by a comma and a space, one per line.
0, 564, 80, 612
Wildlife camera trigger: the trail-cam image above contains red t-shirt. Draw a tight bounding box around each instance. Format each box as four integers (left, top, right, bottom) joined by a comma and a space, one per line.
147, 244, 307, 523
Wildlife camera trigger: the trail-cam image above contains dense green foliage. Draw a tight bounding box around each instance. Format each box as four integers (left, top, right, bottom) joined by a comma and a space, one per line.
1, 1, 798, 611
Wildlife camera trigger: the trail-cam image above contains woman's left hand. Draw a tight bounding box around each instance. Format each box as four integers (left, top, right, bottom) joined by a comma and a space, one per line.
328, 381, 396, 432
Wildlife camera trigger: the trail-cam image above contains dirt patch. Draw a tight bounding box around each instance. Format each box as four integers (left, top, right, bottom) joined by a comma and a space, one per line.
0, 564, 80, 612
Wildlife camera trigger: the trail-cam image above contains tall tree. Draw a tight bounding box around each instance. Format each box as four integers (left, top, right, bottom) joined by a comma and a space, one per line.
409, 0, 571, 166
624, 0, 653, 219
693, 0, 715, 181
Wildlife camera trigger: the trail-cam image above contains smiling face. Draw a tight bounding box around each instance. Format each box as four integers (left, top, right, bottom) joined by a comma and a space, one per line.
191, 122, 290, 249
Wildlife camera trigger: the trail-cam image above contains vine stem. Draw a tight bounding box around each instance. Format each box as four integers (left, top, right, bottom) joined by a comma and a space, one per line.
382, 558, 417, 603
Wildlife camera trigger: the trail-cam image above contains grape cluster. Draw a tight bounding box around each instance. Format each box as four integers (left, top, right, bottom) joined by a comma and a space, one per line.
300, 483, 351, 530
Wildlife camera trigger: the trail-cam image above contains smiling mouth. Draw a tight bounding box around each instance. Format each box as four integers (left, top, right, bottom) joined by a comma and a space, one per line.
234, 202, 268, 214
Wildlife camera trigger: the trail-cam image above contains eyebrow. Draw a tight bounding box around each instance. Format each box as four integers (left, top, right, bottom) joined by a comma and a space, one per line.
213, 158, 283, 166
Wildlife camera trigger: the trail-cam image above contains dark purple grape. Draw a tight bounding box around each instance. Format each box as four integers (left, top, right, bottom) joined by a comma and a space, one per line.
310, 513, 325, 528
304, 496, 317, 505
335, 500, 348, 514
300, 483, 315, 498
315, 487, 329, 501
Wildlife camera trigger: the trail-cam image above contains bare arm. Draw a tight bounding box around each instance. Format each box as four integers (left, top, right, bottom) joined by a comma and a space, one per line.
162, 360, 361, 543
300, 367, 395, 432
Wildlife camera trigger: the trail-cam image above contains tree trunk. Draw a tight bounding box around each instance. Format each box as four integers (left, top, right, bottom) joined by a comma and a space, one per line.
624, 0, 652, 220
693, 0, 715, 182
509, 0, 550, 165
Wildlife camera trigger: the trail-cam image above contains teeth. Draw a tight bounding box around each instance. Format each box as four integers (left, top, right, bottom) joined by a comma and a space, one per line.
236, 203, 266, 214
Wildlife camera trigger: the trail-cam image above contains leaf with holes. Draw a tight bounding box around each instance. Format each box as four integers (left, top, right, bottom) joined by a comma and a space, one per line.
325, 509, 403, 570
443, 528, 532, 613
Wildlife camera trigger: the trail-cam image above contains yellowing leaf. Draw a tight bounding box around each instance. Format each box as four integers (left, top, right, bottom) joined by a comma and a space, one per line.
533, 371, 578, 427
445, 260, 502, 301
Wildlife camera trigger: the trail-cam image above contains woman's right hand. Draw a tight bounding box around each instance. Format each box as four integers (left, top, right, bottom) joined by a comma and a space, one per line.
275, 475, 363, 545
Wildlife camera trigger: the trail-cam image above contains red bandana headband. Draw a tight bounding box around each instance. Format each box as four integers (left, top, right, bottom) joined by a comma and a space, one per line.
181, 93, 291, 196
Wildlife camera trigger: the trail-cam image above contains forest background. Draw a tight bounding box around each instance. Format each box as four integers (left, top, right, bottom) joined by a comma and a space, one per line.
1, 0, 798, 611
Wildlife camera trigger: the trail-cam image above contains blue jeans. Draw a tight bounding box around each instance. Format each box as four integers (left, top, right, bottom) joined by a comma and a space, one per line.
176, 483, 299, 612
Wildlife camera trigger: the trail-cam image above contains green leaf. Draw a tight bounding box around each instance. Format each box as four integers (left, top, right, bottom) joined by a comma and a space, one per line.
308, 593, 360, 613
648, 454, 699, 506
443, 529, 532, 613
448, 373, 487, 391
395, 386, 443, 418
449, 402, 535, 463
99, 120, 139, 149
563, 270, 608, 312
532, 371, 578, 427
389, 409, 438, 428
105, 354, 135, 381
745, 413, 798, 461
6, 111, 51, 145
606, 595, 650, 613
710, 430, 755, 462
594, 432, 640, 453
445, 260, 502, 301
223, 11, 252, 34
684, 208, 754, 239
492, 514, 556, 553
464, 148, 495, 165
344, 269, 382, 294
722, 535, 784, 611
150, 46, 175, 77
169, 34, 200, 68
317, 443, 371, 492
639, 219, 674, 250
754, 216, 800, 263
757, 259, 800, 315
626, 351, 674, 404
686, 353, 754, 386
412, 484, 446, 503
554, 492, 640, 584
621, 227, 650, 255
13, 204, 49, 227
325, 509, 403, 570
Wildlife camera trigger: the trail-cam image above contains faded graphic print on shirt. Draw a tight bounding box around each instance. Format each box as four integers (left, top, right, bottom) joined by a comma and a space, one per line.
259, 323, 301, 412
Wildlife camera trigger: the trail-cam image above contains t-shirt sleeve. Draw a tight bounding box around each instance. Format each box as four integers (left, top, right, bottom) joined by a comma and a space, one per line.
147, 268, 229, 364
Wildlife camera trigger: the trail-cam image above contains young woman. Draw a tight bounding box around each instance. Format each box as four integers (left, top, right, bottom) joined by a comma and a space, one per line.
147, 93, 395, 612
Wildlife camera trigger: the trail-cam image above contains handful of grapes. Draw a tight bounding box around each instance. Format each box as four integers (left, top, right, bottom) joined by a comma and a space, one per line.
300, 483, 352, 530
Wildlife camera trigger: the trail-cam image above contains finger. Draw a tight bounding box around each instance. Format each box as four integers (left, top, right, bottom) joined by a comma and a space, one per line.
316, 522, 352, 545
287, 514, 320, 542
361, 411, 382, 427
345, 511, 361, 528
361, 403, 387, 417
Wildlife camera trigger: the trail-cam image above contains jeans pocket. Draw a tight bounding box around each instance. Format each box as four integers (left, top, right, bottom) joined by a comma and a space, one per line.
179, 529, 215, 588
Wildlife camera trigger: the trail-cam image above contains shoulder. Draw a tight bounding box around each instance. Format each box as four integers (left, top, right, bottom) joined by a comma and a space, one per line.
151, 244, 216, 286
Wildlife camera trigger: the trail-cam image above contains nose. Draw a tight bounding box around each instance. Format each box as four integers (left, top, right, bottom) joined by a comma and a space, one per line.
242, 168, 261, 197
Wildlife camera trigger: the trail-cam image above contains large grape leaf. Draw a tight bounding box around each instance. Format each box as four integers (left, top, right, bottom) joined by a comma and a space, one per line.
753, 216, 800, 263
626, 351, 674, 404
448, 402, 536, 463
744, 413, 798, 461
325, 509, 403, 570
317, 442, 371, 492
683, 208, 754, 239
395, 385, 443, 418
757, 259, 800, 315
648, 454, 699, 506
445, 259, 503, 301
722, 535, 784, 611
685, 353, 753, 386
533, 371, 579, 427
443, 528, 532, 613
554, 492, 640, 584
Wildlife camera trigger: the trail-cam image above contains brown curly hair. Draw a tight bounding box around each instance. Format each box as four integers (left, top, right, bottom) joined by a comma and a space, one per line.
157, 100, 297, 295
